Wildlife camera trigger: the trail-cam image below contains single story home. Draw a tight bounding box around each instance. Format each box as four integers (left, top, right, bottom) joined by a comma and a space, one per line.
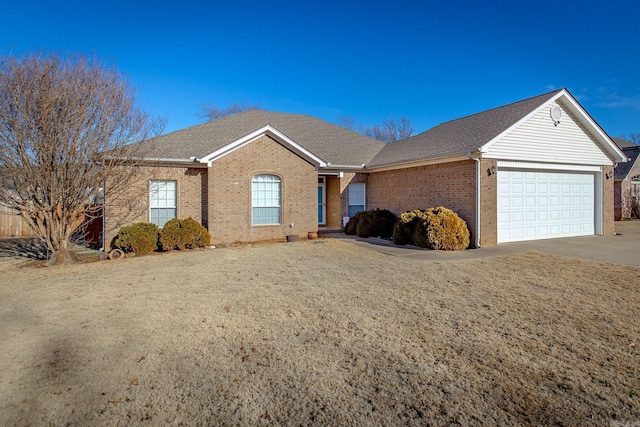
103, 88, 627, 249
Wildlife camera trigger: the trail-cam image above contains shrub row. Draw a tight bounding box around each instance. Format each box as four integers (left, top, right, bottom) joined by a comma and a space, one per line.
114, 218, 211, 255
392, 207, 470, 251
344, 209, 397, 238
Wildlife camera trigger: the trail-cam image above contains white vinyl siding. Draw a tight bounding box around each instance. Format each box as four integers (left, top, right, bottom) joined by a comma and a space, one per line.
252, 175, 281, 225
498, 170, 594, 243
348, 183, 365, 217
485, 101, 612, 166
150, 180, 177, 227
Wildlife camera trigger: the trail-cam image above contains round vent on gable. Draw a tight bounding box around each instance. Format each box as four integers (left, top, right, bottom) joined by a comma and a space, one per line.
550, 105, 562, 126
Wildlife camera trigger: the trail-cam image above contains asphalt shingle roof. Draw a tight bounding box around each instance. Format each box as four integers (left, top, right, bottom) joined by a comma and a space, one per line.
368, 89, 563, 167
615, 145, 640, 180
140, 110, 385, 166
612, 137, 636, 149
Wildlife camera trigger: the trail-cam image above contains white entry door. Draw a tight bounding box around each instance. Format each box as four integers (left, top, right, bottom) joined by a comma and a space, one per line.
497, 170, 594, 243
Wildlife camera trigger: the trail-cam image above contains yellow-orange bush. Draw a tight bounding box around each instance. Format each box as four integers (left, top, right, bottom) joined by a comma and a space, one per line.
159, 218, 211, 251
412, 207, 469, 251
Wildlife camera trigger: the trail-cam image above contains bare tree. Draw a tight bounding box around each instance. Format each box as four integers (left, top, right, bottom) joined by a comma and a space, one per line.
628, 133, 640, 145
0, 52, 163, 265
337, 115, 414, 142
198, 102, 262, 121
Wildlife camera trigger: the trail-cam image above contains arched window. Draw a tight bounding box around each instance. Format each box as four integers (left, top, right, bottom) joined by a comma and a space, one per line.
252, 175, 281, 225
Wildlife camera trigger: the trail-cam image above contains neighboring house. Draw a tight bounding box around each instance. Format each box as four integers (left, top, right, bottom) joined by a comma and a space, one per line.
614, 144, 640, 219
103, 88, 626, 250
613, 137, 637, 149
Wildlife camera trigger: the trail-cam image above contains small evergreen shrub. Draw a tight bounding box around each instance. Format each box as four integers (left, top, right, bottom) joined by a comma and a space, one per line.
413, 206, 470, 251
345, 209, 397, 238
159, 218, 211, 251
345, 211, 365, 235
115, 223, 159, 255
393, 209, 426, 245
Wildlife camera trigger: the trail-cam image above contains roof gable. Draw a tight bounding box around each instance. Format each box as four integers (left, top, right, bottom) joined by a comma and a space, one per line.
368, 89, 626, 169
139, 110, 385, 167
200, 125, 326, 167
368, 90, 563, 168
615, 146, 640, 180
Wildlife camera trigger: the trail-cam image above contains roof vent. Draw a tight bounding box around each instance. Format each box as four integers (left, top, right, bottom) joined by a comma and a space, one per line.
550, 105, 562, 127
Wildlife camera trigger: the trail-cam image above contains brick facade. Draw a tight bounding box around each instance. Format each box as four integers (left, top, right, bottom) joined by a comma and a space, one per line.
207, 135, 317, 244
104, 165, 207, 251
367, 160, 479, 244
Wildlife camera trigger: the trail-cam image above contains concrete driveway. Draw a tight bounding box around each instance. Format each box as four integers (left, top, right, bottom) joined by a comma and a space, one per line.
320, 227, 640, 267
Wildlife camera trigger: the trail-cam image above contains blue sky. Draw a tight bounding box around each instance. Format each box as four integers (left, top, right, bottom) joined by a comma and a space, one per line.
2, 1, 639, 139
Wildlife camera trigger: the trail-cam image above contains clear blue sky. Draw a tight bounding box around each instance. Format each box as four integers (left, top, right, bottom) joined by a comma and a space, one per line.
2, 0, 639, 139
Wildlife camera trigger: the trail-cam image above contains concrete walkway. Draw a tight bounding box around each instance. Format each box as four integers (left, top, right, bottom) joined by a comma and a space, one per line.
320, 229, 640, 267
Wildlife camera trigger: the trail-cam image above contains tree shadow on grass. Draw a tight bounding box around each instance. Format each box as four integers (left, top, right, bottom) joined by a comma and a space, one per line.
0, 237, 49, 260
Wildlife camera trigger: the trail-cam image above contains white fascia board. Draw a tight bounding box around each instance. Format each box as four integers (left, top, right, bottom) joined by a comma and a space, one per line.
481, 92, 567, 153
481, 89, 626, 163
200, 125, 326, 167
555, 91, 627, 163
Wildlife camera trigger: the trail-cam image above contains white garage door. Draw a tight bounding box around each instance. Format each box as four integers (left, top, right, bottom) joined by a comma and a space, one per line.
498, 170, 594, 243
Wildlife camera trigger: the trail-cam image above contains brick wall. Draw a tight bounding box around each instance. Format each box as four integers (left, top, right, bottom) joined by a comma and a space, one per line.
207, 135, 317, 244
104, 165, 207, 251
324, 176, 342, 229
603, 165, 615, 234
479, 159, 498, 246
368, 160, 478, 244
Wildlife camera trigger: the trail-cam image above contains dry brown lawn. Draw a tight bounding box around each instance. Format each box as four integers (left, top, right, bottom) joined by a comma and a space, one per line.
0, 238, 639, 426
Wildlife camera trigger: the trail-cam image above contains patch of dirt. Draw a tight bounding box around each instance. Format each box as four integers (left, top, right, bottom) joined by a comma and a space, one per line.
0, 239, 638, 425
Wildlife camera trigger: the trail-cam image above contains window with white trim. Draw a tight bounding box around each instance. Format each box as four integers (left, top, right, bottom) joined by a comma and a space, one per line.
632, 175, 640, 198
348, 183, 365, 217
252, 175, 281, 225
150, 180, 176, 227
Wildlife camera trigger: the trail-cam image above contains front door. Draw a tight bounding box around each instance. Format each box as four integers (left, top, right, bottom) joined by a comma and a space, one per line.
318, 177, 326, 225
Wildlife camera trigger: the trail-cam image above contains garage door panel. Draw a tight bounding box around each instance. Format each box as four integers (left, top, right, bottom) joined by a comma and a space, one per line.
498, 169, 594, 243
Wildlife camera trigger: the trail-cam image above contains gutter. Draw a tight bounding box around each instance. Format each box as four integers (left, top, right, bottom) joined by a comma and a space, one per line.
320, 163, 367, 171
469, 151, 482, 248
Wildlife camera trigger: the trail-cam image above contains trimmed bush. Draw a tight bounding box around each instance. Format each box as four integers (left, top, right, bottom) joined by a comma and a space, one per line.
344, 211, 365, 235
392, 209, 426, 245
345, 209, 397, 238
412, 206, 470, 251
115, 223, 159, 255
159, 218, 211, 251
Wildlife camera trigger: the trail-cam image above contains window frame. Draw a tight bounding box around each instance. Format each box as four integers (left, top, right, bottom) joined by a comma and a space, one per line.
251, 174, 282, 226
348, 182, 366, 217
149, 180, 177, 228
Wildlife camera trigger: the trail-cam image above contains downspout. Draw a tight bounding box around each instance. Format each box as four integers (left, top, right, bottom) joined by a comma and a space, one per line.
469, 152, 482, 248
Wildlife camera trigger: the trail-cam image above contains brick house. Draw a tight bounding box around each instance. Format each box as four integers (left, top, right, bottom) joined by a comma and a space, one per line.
103, 88, 626, 249
613, 144, 640, 220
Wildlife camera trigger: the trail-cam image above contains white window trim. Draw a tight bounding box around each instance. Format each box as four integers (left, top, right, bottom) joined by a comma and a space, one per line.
348, 182, 366, 217
251, 174, 282, 226
149, 180, 177, 228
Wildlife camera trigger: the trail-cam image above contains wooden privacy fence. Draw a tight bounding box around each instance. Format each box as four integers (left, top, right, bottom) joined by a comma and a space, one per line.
0, 203, 35, 238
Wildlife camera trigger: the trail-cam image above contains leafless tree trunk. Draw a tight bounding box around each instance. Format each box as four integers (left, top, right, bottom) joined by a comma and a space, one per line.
0, 52, 163, 266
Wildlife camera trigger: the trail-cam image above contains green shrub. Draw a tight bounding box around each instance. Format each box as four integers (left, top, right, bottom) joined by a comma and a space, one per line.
345, 211, 365, 235
346, 209, 397, 238
412, 207, 469, 251
159, 218, 211, 251
115, 223, 159, 255
393, 209, 426, 245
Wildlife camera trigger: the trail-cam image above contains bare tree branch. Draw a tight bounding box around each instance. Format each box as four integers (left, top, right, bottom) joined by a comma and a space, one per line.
337, 115, 414, 142
0, 52, 163, 265
197, 102, 262, 121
